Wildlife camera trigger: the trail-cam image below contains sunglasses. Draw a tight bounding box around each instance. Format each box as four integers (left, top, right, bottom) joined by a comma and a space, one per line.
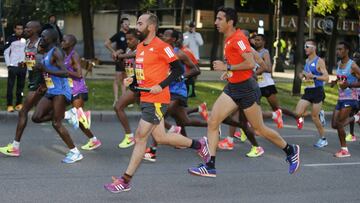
304, 44, 316, 49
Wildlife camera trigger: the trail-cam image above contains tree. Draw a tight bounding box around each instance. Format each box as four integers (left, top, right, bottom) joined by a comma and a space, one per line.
80, 0, 94, 59
292, 0, 306, 95
312, 0, 360, 73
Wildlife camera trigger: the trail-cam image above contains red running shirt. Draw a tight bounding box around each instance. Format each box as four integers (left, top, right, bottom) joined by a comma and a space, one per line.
224, 29, 253, 83
135, 37, 177, 103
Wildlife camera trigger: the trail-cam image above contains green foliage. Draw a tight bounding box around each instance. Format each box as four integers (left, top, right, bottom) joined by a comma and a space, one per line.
139, 0, 175, 10
239, 0, 248, 6
312, 0, 360, 16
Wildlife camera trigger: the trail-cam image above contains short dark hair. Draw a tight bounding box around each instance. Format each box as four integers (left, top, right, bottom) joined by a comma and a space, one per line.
339, 41, 352, 52
43, 28, 59, 43
14, 23, 23, 29
126, 28, 141, 40
255, 34, 266, 42
64, 34, 77, 46
305, 38, 317, 46
120, 18, 129, 24
216, 6, 238, 27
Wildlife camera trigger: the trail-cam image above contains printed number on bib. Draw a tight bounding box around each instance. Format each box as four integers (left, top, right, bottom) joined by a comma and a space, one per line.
303, 79, 315, 88
257, 75, 264, 82
68, 78, 74, 88
135, 63, 145, 84
44, 74, 54, 88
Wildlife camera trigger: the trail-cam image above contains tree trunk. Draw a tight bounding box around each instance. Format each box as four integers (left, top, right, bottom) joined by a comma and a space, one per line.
210, 0, 222, 70
180, 0, 186, 33
273, 0, 284, 72
80, 0, 95, 59
292, 0, 306, 95
327, 13, 339, 74
116, 0, 121, 33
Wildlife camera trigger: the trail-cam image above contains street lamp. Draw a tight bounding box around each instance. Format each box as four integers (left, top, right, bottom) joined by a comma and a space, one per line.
258, 19, 264, 34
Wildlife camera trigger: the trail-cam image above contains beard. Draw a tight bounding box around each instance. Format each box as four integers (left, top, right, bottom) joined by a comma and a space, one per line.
137, 26, 150, 42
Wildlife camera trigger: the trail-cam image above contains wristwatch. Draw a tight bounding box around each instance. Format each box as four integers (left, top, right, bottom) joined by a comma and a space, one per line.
227, 64, 232, 71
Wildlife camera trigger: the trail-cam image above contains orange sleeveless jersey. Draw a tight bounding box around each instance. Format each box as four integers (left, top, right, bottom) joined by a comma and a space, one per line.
135, 37, 177, 103
224, 29, 253, 83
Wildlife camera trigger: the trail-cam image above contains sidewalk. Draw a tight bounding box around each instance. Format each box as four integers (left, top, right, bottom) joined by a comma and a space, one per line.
1, 62, 337, 82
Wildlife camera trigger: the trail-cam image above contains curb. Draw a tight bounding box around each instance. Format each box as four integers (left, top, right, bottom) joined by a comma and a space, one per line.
0, 110, 334, 122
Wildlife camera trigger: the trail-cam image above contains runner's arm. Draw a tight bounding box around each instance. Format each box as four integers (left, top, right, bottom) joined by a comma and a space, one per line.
67, 52, 83, 79
226, 52, 255, 71
159, 60, 184, 89
43, 48, 68, 77
313, 58, 329, 82
178, 50, 200, 79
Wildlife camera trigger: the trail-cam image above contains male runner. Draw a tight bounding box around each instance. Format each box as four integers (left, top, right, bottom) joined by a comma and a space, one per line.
114, 29, 140, 148
331, 41, 360, 157
62, 34, 101, 150
0, 21, 46, 157
188, 7, 300, 177
31, 28, 83, 163
104, 13, 210, 193
293, 39, 329, 148
254, 34, 297, 123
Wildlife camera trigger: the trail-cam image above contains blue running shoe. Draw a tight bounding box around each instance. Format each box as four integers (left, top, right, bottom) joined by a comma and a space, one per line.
188, 163, 216, 178
319, 110, 326, 127
286, 144, 300, 174
62, 151, 83, 164
314, 138, 328, 148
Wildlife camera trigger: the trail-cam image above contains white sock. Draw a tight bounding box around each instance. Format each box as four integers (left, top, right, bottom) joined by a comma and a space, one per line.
125, 133, 134, 138
341, 147, 348, 151
272, 112, 277, 119
64, 110, 71, 119
198, 106, 202, 112
90, 137, 97, 142
354, 115, 359, 122
70, 147, 80, 154
227, 136, 234, 143
12, 141, 20, 148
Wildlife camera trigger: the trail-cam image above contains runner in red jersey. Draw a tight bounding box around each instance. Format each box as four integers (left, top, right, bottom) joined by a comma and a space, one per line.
188, 7, 300, 177
104, 13, 211, 193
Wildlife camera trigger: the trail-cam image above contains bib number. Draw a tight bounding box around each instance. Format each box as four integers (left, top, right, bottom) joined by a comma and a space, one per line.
44, 74, 54, 89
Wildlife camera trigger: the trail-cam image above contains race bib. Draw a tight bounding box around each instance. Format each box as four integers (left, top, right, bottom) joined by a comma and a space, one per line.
257, 75, 264, 82
25, 52, 36, 71
68, 78, 74, 88
303, 79, 315, 88
44, 73, 54, 88
135, 63, 145, 84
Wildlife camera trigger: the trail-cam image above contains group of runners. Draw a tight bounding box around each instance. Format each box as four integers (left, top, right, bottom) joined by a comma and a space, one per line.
1, 6, 360, 194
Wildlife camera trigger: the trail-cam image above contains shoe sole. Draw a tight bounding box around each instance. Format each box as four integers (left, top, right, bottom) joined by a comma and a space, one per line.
62, 155, 84, 164
314, 144, 328, 148
246, 151, 264, 158
118, 142, 135, 149
143, 157, 156, 162
334, 154, 351, 158
81, 143, 102, 151
0, 151, 20, 157
104, 186, 131, 193
188, 169, 216, 178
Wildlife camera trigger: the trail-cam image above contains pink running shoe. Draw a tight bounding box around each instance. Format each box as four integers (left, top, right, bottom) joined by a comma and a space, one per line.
274, 109, 283, 128
104, 177, 131, 193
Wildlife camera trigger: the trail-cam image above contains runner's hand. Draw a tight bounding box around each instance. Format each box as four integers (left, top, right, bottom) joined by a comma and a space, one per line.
150, 85, 162, 94
123, 77, 133, 87
213, 60, 226, 71
220, 72, 229, 80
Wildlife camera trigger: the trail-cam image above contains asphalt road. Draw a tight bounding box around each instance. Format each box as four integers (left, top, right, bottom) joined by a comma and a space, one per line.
0, 116, 360, 203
